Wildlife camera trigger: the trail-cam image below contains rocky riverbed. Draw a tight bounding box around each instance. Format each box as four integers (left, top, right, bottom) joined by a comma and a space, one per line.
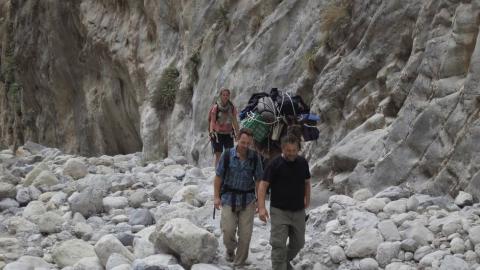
1, 142, 480, 270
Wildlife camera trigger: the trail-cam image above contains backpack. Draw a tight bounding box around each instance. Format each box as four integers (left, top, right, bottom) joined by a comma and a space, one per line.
208, 99, 234, 131
220, 148, 260, 211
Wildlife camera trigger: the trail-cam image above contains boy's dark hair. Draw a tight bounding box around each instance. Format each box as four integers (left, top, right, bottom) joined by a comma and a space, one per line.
281, 134, 301, 149
238, 128, 253, 138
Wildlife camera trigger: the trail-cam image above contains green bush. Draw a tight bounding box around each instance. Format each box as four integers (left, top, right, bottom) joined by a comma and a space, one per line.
153, 66, 179, 110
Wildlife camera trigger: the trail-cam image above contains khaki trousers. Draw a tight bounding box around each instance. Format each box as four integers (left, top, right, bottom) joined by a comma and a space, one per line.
220, 202, 256, 265
270, 207, 306, 270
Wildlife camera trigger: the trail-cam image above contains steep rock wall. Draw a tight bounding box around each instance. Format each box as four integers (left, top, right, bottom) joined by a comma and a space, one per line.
1, 0, 480, 198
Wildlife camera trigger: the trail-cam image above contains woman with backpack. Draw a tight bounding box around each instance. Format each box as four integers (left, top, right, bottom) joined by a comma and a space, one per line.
209, 88, 240, 167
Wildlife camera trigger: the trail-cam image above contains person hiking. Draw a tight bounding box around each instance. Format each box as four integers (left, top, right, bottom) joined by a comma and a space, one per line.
213, 128, 263, 266
257, 134, 311, 270
209, 88, 240, 167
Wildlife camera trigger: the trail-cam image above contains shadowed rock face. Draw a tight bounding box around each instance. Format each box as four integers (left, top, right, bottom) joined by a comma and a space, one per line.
1, 0, 480, 198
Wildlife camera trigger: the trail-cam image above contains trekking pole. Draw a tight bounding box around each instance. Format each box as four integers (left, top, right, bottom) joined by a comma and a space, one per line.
213, 207, 216, 219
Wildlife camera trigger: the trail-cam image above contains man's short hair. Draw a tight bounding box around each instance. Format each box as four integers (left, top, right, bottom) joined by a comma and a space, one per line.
281, 134, 300, 148
238, 128, 253, 138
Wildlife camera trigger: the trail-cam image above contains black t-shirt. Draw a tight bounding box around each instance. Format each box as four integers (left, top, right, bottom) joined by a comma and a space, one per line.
263, 155, 311, 211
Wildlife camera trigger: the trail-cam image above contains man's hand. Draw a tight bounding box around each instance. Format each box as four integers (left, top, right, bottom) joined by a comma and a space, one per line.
214, 197, 222, 210
304, 197, 310, 209
258, 207, 269, 223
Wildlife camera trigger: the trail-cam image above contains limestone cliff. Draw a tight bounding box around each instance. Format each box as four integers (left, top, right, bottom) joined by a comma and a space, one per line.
1, 0, 480, 198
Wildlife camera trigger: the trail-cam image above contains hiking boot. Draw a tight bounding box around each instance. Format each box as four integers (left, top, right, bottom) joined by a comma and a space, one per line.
226, 250, 235, 262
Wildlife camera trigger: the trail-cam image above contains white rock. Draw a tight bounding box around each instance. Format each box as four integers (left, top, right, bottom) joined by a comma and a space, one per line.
37, 211, 64, 234
22, 200, 47, 221
345, 228, 384, 258
328, 245, 346, 263
63, 158, 88, 179
328, 195, 357, 208
131, 254, 178, 269
153, 218, 218, 266
383, 199, 407, 214
454, 191, 473, 207
450, 237, 465, 254
359, 257, 379, 270
33, 170, 59, 191
52, 239, 96, 267
353, 188, 373, 201
171, 185, 202, 207
346, 210, 379, 234
364, 198, 386, 213
94, 234, 135, 266
103, 196, 129, 212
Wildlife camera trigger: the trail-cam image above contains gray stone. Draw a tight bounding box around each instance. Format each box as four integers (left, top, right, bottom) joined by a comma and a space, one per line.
401, 239, 418, 252
72, 256, 103, 270
359, 257, 379, 270
450, 237, 465, 254
63, 158, 88, 179
191, 264, 223, 270
375, 186, 410, 200
37, 211, 64, 234
439, 255, 469, 270
131, 254, 178, 270
378, 220, 401, 241
376, 241, 401, 267
129, 208, 154, 226
129, 189, 148, 208
414, 246, 433, 261
0, 182, 16, 199
106, 253, 133, 270
406, 196, 419, 212
383, 199, 407, 214
32, 170, 59, 191
15, 187, 32, 205
0, 198, 19, 211
68, 188, 104, 218
0, 237, 22, 261
469, 226, 480, 245
346, 210, 379, 234
419, 250, 449, 268
3, 256, 51, 270
103, 196, 129, 212
404, 221, 434, 246
364, 198, 386, 213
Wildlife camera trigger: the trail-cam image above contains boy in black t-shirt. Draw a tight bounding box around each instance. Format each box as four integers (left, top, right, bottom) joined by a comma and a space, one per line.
258, 135, 311, 270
